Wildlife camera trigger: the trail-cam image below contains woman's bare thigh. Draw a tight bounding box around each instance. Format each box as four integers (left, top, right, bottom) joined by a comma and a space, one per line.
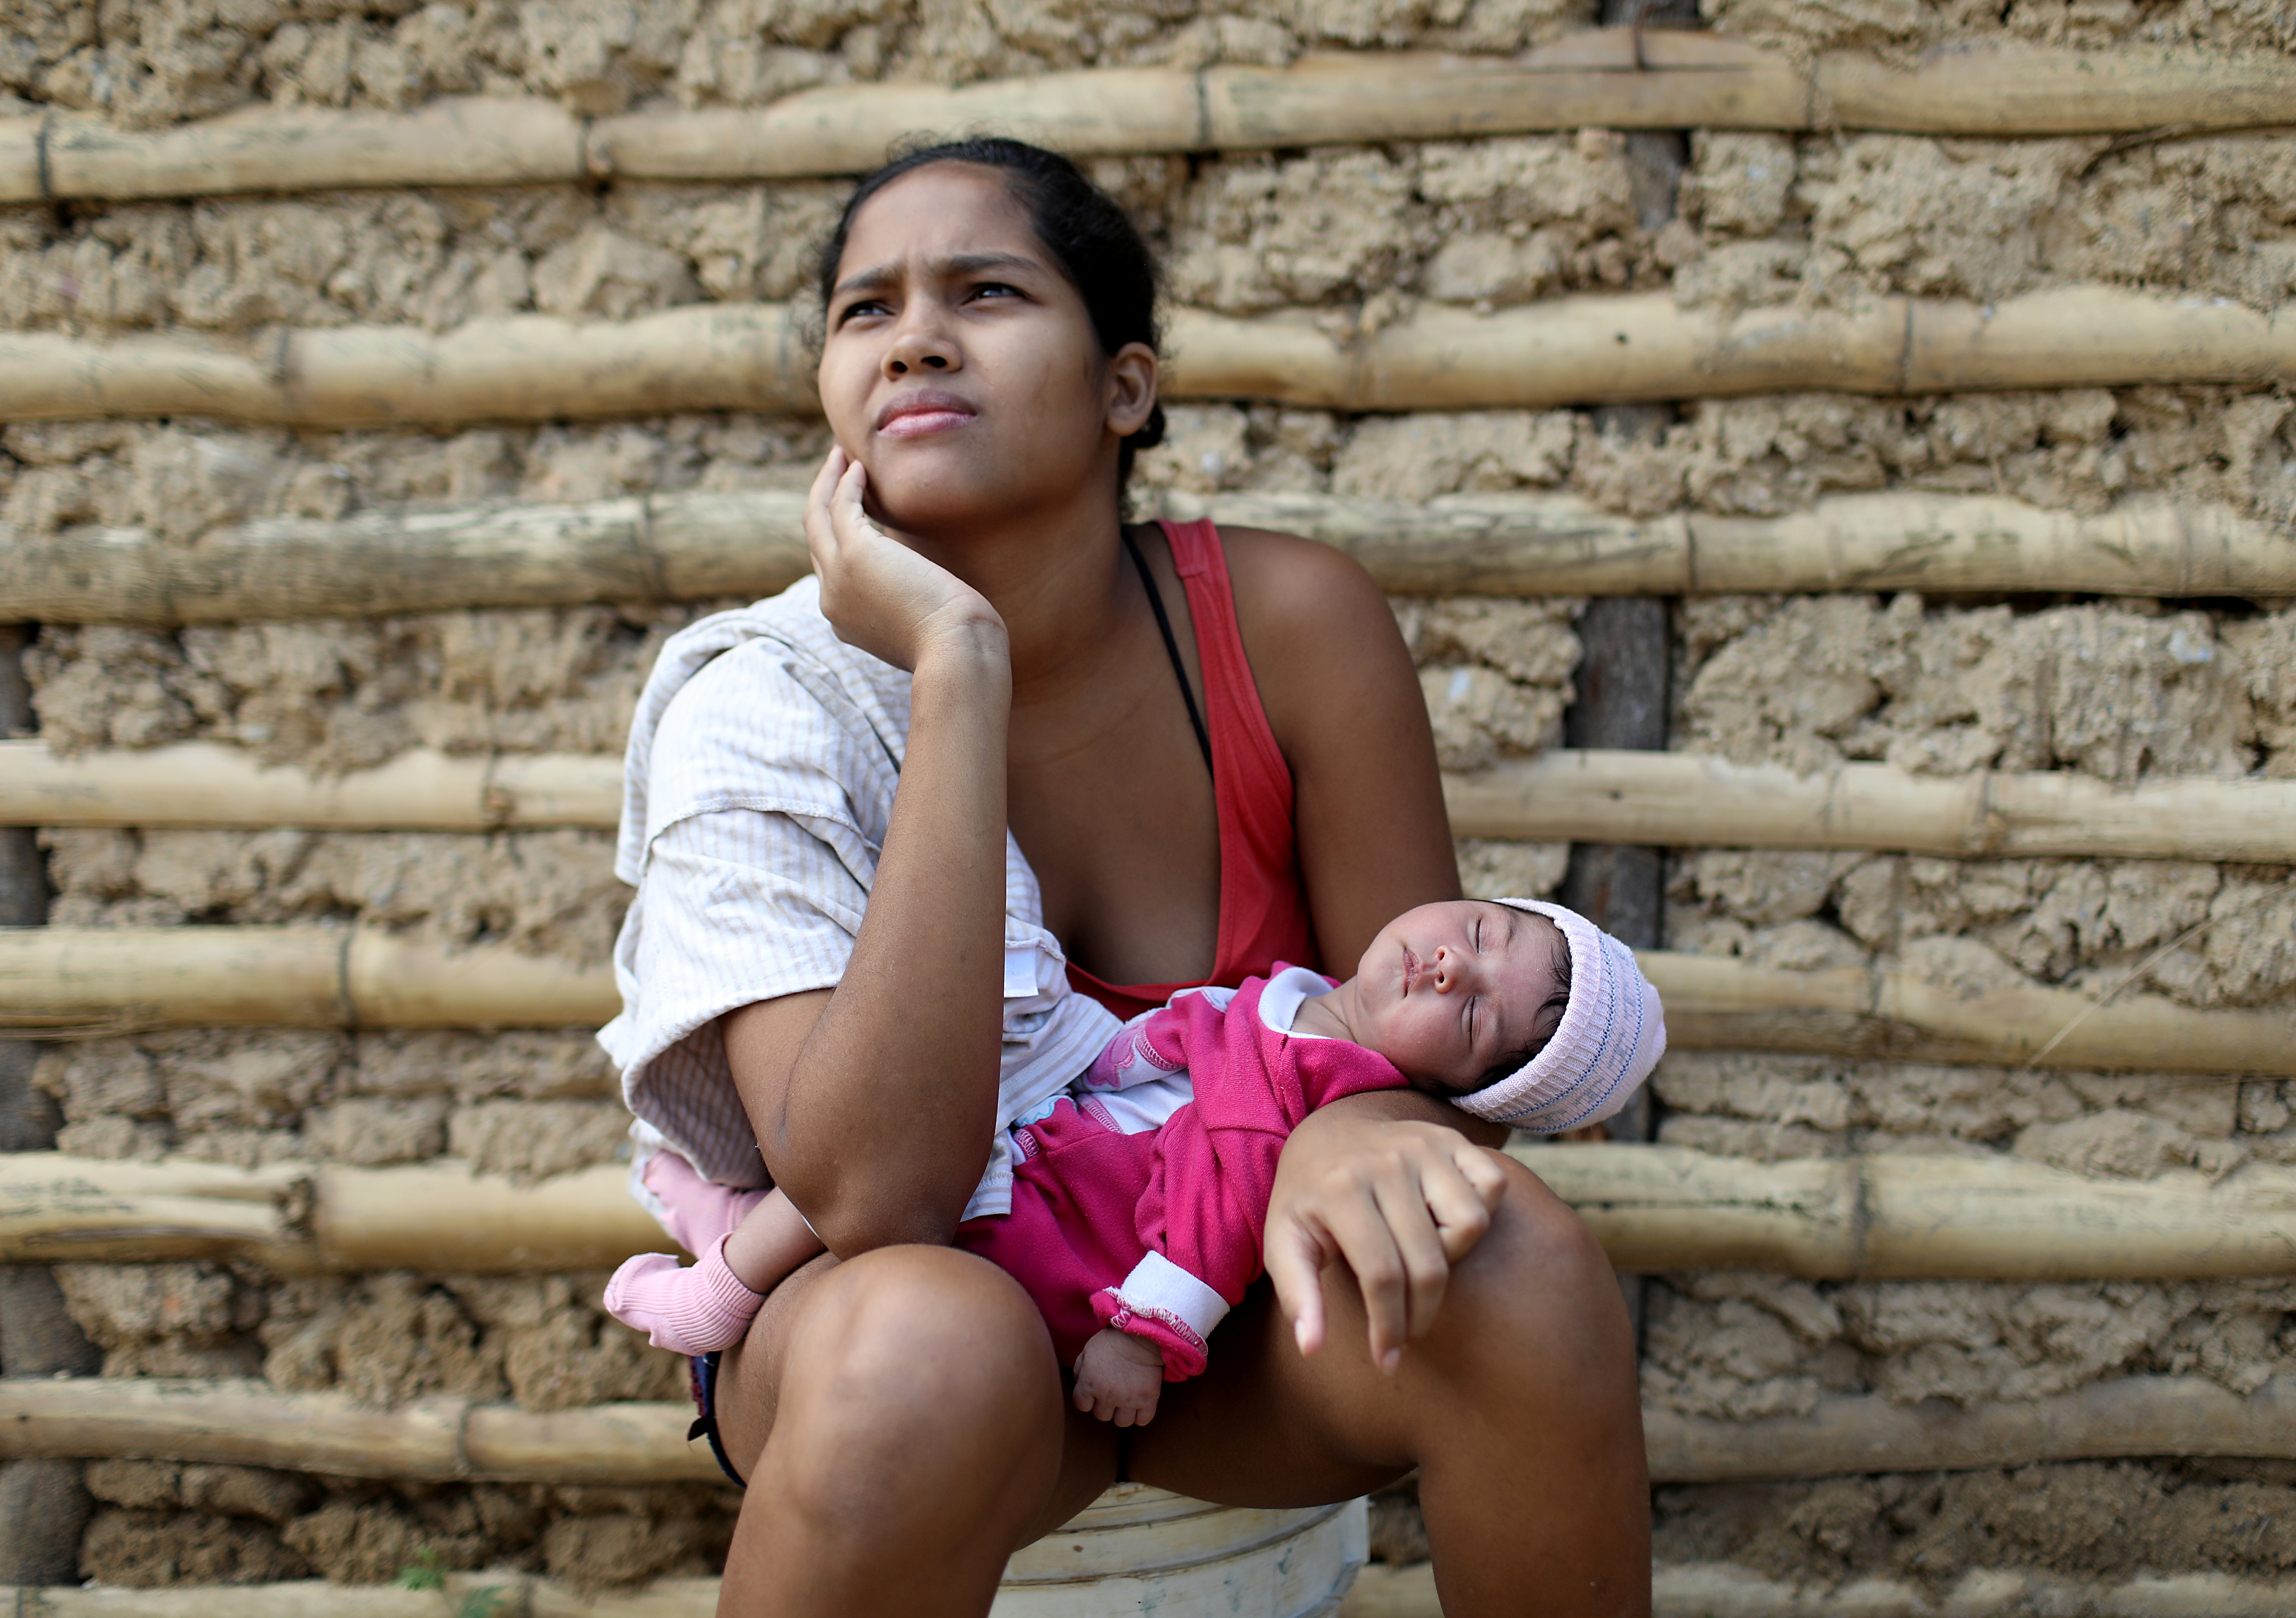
1126, 1160, 1639, 1509
1122, 1275, 1413, 1507
711, 1247, 1124, 1548
1119, 1162, 1652, 1618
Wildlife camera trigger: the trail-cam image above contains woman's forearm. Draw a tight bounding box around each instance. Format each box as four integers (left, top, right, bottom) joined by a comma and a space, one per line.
1322, 1086, 1509, 1148
734, 618, 1014, 1253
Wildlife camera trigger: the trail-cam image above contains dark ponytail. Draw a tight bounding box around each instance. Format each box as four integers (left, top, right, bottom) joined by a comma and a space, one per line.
815, 136, 1167, 503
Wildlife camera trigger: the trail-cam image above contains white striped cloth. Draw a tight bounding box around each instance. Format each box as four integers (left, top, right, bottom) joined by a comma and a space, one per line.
600, 577, 1122, 1224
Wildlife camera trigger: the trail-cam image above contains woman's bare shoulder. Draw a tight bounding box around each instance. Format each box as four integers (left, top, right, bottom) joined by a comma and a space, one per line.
1217, 523, 1400, 675
1214, 521, 1424, 769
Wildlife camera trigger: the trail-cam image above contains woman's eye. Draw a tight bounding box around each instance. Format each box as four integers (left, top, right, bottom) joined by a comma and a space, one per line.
968, 282, 1021, 302
835, 298, 887, 325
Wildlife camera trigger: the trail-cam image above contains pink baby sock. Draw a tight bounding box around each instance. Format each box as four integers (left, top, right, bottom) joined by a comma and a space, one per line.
603, 1234, 766, 1355
642, 1150, 769, 1255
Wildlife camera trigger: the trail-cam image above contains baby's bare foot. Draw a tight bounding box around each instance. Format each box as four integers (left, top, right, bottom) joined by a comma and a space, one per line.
1072, 1327, 1166, 1427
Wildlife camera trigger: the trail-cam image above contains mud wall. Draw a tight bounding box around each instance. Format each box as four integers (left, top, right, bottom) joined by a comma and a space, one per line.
5, 0, 2296, 1602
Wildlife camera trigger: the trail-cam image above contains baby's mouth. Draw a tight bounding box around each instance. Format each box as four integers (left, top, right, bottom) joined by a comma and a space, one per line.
1400, 946, 1420, 994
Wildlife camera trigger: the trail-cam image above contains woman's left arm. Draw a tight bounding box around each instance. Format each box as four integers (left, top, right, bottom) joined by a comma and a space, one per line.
1226, 527, 1515, 1366
1225, 525, 1464, 975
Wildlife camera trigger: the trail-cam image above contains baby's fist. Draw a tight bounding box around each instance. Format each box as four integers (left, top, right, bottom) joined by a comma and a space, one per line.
1072, 1328, 1165, 1427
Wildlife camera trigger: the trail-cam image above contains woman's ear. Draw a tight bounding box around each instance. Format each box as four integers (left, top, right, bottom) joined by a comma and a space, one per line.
1105, 340, 1160, 438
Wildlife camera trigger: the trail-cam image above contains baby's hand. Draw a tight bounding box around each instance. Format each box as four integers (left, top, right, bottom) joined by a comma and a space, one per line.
1072, 1328, 1165, 1427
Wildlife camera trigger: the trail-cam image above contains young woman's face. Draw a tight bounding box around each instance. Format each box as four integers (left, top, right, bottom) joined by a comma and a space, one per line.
816, 162, 1145, 538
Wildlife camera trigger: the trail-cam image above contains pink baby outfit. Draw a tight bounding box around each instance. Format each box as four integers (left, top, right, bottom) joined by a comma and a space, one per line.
955, 967, 1404, 1380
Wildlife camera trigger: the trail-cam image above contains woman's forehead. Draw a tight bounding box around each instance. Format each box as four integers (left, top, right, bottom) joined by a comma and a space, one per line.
837, 163, 1044, 276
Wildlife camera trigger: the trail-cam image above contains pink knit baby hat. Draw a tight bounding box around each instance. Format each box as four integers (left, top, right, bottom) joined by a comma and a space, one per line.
1451, 898, 1667, 1132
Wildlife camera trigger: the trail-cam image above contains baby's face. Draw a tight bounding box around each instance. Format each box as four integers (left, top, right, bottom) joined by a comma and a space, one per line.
1346, 900, 1570, 1095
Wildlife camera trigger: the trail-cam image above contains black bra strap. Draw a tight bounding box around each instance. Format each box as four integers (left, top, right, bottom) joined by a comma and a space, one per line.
1123, 528, 1213, 775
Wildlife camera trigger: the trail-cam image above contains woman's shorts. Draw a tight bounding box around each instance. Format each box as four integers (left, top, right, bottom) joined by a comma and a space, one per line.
689, 1351, 746, 1488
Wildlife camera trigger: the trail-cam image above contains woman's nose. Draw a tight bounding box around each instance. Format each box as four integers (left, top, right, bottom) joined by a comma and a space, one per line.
885, 321, 957, 376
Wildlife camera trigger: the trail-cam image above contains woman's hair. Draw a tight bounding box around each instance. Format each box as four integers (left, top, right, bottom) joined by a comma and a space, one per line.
814, 135, 1167, 502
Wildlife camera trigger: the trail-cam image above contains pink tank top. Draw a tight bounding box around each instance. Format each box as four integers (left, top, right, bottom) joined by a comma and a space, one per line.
1067, 518, 1318, 1021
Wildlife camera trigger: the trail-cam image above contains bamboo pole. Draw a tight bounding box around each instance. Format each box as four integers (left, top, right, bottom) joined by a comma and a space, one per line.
1350, 1562, 2296, 1618
11, 1371, 2296, 1487
0, 1155, 315, 1270
2, 1579, 734, 1618
0, 488, 814, 624
1440, 749, 2296, 865
312, 1159, 658, 1274
2, 1582, 559, 1618
0, 1377, 711, 1483
589, 35, 1812, 181
1900, 284, 2296, 394
1670, 489, 2296, 598
11, 1146, 2296, 1279
0, 1156, 659, 1272
1634, 951, 2296, 1075
0, 744, 618, 833
5, 289, 2294, 429
3, 37, 2292, 206
35, 96, 587, 201
1810, 42, 2296, 138
13, 741, 2296, 868
1514, 1143, 2296, 1282
6, 487, 2290, 627
1166, 290, 2296, 412
6, 925, 2290, 1072
1328, 296, 1908, 412
0, 927, 615, 1035
0, 928, 349, 1034
17, 1570, 2296, 1618
1643, 1374, 2296, 1482
0, 125, 36, 200
12, 1567, 2296, 1618
0, 304, 815, 428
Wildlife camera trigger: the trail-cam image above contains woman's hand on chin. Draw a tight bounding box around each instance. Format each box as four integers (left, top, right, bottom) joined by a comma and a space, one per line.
1262, 1098, 1511, 1373
806, 446, 1005, 673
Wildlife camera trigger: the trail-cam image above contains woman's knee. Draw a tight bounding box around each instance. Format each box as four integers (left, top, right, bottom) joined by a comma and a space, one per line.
720, 1248, 1068, 1570
782, 1245, 1063, 1446
1441, 1155, 1637, 1383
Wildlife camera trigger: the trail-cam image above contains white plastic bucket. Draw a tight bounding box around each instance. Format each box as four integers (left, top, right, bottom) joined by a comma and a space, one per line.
992, 1485, 1369, 1617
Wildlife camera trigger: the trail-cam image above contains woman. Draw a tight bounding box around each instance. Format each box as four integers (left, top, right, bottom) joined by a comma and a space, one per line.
603, 138, 1649, 1617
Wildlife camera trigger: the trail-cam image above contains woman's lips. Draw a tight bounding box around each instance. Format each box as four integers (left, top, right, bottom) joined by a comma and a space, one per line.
876, 393, 977, 438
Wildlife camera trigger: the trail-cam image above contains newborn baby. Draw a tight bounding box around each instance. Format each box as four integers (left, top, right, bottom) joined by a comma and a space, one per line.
607, 897, 1666, 1426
